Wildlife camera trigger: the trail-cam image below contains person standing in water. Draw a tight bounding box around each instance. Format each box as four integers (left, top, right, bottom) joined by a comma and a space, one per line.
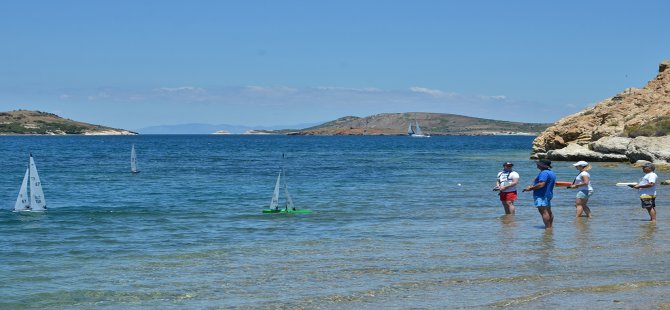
569, 161, 594, 218
495, 161, 519, 215
523, 159, 556, 229
632, 162, 658, 222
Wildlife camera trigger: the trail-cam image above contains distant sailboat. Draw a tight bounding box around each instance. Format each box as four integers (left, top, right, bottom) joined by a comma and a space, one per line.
14, 154, 47, 212
262, 170, 311, 214
408, 120, 430, 138
131, 144, 140, 173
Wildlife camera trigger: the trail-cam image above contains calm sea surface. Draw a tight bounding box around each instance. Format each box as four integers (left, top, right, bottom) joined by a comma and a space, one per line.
0, 135, 668, 309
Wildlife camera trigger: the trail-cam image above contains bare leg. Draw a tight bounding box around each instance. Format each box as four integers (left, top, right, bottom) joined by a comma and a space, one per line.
538, 207, 553, 229
502, 200, 515, 215
647, 207, 656, 222
583, 205, 591, 218
575, 198, 584, 218
507, 201, 515, 215
575, 198, 590, 218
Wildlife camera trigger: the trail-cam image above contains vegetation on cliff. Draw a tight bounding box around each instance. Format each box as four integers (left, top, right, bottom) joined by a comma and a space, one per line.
624, 116, 670, 138
0, 110, 135, 135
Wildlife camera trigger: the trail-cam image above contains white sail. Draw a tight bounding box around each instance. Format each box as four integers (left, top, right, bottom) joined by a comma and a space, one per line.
29, 155, 47, 211
269, 171, 281, 210
407, 123, 415, 135
284, 182, 295, 210
131, 144, 139, 173
14, 167, 30, 211
410, 120, 430, 138
414, 121, 423, 136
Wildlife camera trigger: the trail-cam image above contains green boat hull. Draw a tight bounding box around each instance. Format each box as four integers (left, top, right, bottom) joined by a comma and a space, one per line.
262, 208, 312, 214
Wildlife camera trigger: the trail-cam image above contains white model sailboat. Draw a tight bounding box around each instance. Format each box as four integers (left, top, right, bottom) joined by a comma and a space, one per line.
408, 120, 430, 138
14, 154, 47, 212
131, 144, 140, 173
262, 170, 311, 214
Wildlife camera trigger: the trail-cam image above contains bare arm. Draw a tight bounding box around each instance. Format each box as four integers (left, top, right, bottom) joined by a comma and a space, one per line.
502, 177, 519, 191
523, 181, 545, 192
569, 175, 589, 189
633, 181, 655, 189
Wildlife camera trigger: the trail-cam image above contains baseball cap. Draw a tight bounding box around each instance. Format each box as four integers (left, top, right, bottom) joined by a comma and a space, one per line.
643, 162, 656, 171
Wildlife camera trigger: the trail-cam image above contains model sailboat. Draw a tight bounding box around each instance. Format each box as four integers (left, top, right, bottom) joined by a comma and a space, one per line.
131, 144, 140, 173
14, 154, 47, 212
262, 170, 312, 214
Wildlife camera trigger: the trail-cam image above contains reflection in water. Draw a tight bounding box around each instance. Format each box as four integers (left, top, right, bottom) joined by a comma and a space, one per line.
15, 212, 48, 227
639, 222, 657, 255
497, 214, 517, 250
575, 218, 591, 247
500, 214, 516, 226
535, 230, 555, 272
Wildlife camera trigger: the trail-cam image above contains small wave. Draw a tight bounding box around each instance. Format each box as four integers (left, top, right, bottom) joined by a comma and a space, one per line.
490, 280, 670, 307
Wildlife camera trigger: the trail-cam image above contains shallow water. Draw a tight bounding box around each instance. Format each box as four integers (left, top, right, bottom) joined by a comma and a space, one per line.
0, 135, 668, 309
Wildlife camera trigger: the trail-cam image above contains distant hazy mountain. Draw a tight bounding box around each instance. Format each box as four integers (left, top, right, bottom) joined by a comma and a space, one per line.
136, 122, 321, 134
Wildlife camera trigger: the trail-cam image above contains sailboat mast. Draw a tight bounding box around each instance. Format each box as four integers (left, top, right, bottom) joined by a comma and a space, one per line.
131, 144, 139, 173
284, 182, 295, 211
270, 170, 281, 210
28, 154, 47, 211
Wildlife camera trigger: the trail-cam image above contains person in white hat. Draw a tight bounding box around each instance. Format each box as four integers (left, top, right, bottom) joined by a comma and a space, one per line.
568, 161, 593, 218
632, 163, 658, 222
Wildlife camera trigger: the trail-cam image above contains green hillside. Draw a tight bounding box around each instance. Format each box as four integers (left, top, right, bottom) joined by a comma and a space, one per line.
0, 110, 135, 135
283, 112, 549, 136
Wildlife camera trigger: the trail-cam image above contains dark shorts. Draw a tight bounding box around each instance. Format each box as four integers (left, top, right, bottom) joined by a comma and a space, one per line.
640, 197, 656, 209
499, 191, 517, 202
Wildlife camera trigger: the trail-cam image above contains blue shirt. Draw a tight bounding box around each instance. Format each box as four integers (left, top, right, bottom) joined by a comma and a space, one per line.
533, 169, 556, 199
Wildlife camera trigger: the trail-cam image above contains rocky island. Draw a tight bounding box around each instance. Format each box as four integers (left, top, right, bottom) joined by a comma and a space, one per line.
0, 110, 136, 135
262, 112, 549, 136
532, 60, 670, 166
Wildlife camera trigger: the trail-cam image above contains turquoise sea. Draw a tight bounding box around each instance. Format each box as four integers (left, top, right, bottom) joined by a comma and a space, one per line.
0, 135, 668, 309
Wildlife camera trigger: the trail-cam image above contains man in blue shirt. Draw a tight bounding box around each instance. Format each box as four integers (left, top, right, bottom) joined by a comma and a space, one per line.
523, 159, 557, 229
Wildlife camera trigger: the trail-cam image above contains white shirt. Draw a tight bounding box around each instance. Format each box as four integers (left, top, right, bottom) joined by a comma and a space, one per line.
639, 172, 658, 198
497, 170, 519, 193
574, 171, 593, 191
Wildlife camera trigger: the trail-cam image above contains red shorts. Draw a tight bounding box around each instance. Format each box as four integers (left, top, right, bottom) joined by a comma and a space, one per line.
499, 191, 518, 202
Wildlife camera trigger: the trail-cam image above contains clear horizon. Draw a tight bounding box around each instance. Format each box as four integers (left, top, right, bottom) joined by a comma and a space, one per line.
1, 0, 668, 129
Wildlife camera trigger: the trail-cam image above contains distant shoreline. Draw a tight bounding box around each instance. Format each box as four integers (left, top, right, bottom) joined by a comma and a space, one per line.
0, 132, 540, 136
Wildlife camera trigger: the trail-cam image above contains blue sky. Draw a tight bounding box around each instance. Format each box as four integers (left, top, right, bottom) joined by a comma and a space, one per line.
1, 0, 668, 130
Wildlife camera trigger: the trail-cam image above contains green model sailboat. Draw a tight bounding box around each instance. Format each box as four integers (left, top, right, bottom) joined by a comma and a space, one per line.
262, 170, 312, 214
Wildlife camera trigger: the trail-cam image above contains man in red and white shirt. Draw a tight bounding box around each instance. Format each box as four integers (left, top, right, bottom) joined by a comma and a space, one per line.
496, 161, 520, 215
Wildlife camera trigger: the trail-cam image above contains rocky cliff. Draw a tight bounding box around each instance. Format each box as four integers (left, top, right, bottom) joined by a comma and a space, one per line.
532, 60, 670, 165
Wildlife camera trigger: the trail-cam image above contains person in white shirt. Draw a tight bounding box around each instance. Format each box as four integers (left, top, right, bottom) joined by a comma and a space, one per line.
632, 162, 658, 222
569, 161, 594, 218
495, 161, 520, 215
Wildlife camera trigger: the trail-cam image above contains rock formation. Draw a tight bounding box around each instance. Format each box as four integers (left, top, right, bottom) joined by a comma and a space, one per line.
0, 110, 136, 135
532, 60, 670, 165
